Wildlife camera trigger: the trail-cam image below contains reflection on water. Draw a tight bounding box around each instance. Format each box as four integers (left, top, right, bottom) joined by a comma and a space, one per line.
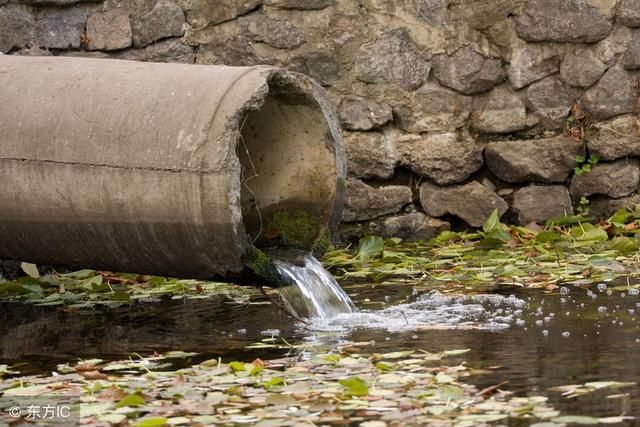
1, 282, 640, 417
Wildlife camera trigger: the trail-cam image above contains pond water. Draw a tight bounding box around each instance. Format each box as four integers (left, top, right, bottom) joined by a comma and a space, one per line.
1, 280, 640, 420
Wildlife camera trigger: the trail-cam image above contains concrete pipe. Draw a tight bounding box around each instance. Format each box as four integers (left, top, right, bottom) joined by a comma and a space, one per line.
0, 56, 345, 285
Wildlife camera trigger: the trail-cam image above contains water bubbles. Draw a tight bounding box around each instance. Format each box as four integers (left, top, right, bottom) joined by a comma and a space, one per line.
562, 331, 570, 338
544, 316, 552, 323
384, 295, 390, 302
597, 283, 607, 292
629, 309, 635, 315
560, 286, 570, 295
598, 306, 607, 313
412, 335, 418, 340
516, 319, 526, 326
606, 290, 613, 296
636, 338, 640, 343
412, 288, 418, 296
560, 298, 566, 304
587, 290, 597, 300
236, 328, 247, 335
385, 337, 390, 341
629, 288, 640, 296
542, 330, 549, 337
536, 320, 543, 326
260, 328, 280, 337
549, 313, 555, 318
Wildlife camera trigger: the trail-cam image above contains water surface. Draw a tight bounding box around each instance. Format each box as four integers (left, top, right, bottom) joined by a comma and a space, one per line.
1, 282, 639, 418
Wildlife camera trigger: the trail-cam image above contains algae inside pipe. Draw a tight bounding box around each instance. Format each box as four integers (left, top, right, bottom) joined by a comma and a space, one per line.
0, 56, 346, 286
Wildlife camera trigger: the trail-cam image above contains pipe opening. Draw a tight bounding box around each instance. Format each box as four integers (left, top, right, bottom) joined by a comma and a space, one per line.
238, 78, 337, 253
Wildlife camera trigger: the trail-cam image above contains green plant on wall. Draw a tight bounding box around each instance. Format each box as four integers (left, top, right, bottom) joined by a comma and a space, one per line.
574, 154, 598, 175
576, 196, 590, 216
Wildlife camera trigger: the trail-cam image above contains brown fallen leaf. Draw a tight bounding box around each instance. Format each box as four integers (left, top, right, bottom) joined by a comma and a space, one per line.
75, 363, 98, 372
79, 370, 107, 380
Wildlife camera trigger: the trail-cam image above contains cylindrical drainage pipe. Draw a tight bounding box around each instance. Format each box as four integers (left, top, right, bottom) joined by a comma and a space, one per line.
0, 56, 345, 284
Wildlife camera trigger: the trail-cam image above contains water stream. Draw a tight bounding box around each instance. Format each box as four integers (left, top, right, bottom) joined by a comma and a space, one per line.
274, 254, 356, 319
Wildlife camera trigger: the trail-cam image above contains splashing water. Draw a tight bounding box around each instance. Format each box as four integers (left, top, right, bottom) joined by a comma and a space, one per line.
308, 291, 527, 333
274, 255, 356, 319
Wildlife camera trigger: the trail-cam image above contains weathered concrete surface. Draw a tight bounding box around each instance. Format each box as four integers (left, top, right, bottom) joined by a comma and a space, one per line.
0, 56, 345, 282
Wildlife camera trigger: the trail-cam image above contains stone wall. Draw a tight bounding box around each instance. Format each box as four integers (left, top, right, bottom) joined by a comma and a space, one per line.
2, 0, 640, 243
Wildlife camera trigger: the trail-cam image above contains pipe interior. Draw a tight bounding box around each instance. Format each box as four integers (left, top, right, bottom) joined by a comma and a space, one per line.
239, 88, 337, 251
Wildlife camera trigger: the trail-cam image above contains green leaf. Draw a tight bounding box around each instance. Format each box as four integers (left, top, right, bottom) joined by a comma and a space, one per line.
546, 215, 594, 226
375, 362, 392, 372
608, 208, 633, 227
482, 208, 501, 233
535, 231, 561, 243
610, 236, 638, 254
339, 376, 368, 397
228, 361, 246, 373
135, 417, 168, 427
483, 228, 511, 243
356, 236, 384, 261
115, 393, 145, 408
570, 223, 608, 241
261, 377, 284, 390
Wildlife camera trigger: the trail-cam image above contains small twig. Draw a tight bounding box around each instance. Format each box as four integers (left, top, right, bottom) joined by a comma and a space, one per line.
592, 124, 640, 141
476, 380, 509, 397
238, 115, 263, 243
401, 310, 409, 326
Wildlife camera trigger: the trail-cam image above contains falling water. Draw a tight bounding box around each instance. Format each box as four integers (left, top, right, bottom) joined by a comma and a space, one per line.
274, 255, 356, 319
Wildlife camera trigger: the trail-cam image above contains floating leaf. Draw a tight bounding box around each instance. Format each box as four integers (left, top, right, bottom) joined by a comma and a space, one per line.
20, 262, 40, 279
546, 215, 594, 226
135, 417, 169, 427
609, 237, 638, 254
552, 415, 599, 425
356, 236, 384, 261
261, 377, 285, 390
339, 376, 369, 397
116, 393, 145, 408
265, 394, 298, 406
379, 351, 414, 359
